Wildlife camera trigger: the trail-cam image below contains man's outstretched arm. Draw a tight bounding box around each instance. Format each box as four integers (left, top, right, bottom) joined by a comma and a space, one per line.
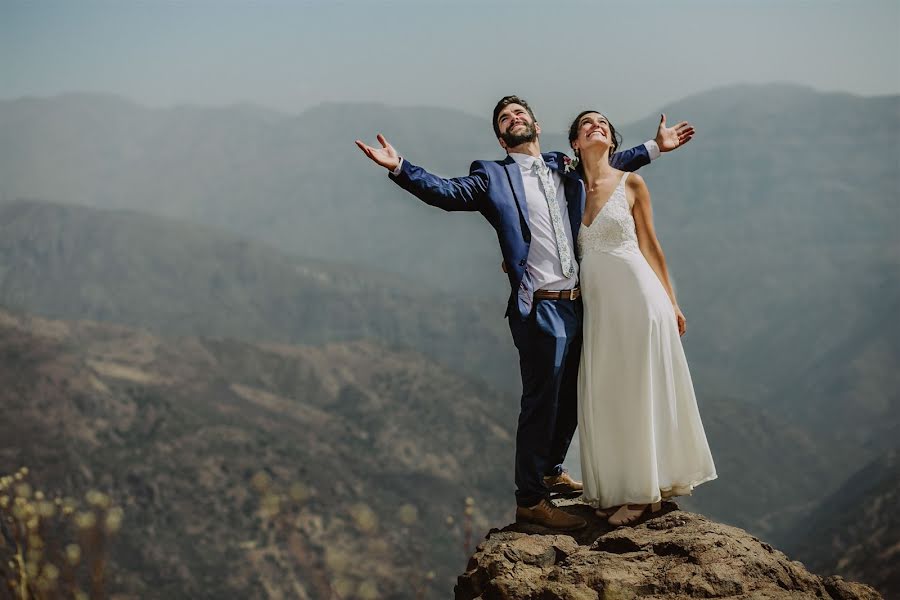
356, 133, 403, 171
356, 134, 487, 212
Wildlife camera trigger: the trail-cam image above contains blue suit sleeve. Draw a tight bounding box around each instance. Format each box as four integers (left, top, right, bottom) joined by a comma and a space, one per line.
388, 159, 488, 212
609, 144, 651, 172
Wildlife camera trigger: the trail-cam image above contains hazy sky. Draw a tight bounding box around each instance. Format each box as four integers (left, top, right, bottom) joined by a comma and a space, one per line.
2, 0, 898, 129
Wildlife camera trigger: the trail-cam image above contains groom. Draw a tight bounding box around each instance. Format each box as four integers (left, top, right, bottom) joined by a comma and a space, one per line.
356, 96, 693, 530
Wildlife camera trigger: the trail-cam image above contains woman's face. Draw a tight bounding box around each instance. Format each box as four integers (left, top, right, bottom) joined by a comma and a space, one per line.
572, 112, 612, 154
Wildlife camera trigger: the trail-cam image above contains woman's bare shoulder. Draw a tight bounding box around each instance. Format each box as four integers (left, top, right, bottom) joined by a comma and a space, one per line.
625, 171, 647, 191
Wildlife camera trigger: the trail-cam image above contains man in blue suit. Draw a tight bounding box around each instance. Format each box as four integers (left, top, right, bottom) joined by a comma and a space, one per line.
356, 96, 694, 530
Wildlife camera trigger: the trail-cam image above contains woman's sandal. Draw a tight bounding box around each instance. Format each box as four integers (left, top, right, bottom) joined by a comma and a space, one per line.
607, 501, 662, 526
595, 505, 621, 519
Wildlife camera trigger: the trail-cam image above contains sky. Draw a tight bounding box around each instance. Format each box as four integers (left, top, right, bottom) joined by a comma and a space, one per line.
1, 0, 898, 130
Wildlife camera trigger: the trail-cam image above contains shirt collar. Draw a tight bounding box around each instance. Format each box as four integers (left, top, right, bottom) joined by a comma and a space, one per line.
509, 153, 545, 172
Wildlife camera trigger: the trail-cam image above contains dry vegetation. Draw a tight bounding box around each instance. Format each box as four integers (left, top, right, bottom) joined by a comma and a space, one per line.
243, 470, 479, 600
0, 468, 123, 600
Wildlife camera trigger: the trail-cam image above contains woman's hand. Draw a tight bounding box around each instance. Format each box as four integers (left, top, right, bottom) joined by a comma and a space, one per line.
674, 305, 687, 336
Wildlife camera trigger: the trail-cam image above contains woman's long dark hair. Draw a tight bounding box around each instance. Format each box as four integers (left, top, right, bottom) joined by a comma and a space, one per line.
568, 110, 622, 166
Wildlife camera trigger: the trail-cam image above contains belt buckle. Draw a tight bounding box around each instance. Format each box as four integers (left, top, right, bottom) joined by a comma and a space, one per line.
568, 288, 577, 301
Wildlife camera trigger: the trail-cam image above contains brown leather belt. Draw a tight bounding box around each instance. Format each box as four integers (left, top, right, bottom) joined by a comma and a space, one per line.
534, 287, 581, 301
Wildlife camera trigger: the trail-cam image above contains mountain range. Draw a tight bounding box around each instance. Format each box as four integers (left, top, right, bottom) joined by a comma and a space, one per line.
0, 198, 515, 391
0, 197, 860, 538
0, 84, 896, 596
2, 85, 895, 426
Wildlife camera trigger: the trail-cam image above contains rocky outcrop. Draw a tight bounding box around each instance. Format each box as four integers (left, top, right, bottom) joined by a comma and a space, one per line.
456, 501, 882, 600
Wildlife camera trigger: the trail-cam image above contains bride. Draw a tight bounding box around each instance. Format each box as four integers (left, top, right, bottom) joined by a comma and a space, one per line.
569, 110, 717, 526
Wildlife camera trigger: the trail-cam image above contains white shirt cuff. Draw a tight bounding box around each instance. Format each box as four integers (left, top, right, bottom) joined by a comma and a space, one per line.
391, 158, 404, 176
644, 140, 661, 161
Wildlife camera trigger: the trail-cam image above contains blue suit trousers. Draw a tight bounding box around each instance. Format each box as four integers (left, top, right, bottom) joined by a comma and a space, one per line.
507, 297, 582, 507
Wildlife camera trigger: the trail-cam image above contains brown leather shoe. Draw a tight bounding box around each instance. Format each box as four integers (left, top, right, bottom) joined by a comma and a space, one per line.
543, 471, 583, 493
515, 499, 586, 531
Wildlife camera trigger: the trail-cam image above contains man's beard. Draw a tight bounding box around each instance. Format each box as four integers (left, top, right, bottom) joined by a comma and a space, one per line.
500, 122, 537, 147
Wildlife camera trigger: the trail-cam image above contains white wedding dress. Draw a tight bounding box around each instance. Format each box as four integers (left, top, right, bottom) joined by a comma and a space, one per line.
577, 173, 717, 508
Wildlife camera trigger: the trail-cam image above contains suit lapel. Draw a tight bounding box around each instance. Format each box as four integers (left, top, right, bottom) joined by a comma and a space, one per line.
503, 156, 530, 229
564, 174, 585, 239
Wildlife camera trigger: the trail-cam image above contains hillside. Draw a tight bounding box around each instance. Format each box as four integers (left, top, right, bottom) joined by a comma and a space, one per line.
0, 198, 516, 391
785, 449, 900, 598
0, 307, 518, 598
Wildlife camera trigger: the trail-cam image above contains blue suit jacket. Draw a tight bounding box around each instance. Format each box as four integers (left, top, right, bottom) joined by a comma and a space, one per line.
389, 146, 651, 320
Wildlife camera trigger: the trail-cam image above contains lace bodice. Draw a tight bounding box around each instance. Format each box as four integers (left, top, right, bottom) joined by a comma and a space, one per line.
577, 173, 639, 257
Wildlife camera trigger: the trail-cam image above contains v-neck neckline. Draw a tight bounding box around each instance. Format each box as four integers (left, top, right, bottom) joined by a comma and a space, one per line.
581, 173, 628, 228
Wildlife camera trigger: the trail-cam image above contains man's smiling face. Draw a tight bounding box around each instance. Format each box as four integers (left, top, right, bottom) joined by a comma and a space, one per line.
496, 103, 540, 149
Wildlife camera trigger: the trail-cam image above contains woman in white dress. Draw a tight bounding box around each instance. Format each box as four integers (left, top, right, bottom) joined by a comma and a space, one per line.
568, 110, 717, 526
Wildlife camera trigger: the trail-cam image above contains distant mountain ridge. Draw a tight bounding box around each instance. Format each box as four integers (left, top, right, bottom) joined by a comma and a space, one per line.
0, 197, 516, 390
0, 90, 507, 293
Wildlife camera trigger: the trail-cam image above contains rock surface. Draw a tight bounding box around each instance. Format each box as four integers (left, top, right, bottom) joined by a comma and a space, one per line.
455, 501, 882, 600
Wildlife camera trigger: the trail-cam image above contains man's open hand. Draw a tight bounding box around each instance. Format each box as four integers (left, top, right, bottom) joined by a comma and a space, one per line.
655, 114, 695, 153
355, 133, 401, 171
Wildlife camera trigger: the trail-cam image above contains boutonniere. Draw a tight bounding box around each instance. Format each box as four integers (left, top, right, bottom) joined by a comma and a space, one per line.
562, 155, 579, 174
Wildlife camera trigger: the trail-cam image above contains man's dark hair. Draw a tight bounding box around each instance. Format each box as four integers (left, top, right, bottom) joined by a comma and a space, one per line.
568, 110, 622, 162
492, 95, 537, 138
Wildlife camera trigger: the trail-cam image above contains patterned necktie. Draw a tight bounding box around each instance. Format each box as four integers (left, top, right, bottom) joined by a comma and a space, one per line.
531, 160, 575, 278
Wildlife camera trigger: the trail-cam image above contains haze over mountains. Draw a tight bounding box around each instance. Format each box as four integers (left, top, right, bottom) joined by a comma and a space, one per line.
0, 199, 515, 390
2, 83, 896, 445
1, 83, 897, 596
2, 85, 896, 416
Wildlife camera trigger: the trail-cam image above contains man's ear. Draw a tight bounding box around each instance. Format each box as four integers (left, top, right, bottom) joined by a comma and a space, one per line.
498, 137, 508, 151
534, 122, 542, 137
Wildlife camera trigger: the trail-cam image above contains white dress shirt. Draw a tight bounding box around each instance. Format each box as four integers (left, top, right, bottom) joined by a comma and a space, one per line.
508, 152, 579, 292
